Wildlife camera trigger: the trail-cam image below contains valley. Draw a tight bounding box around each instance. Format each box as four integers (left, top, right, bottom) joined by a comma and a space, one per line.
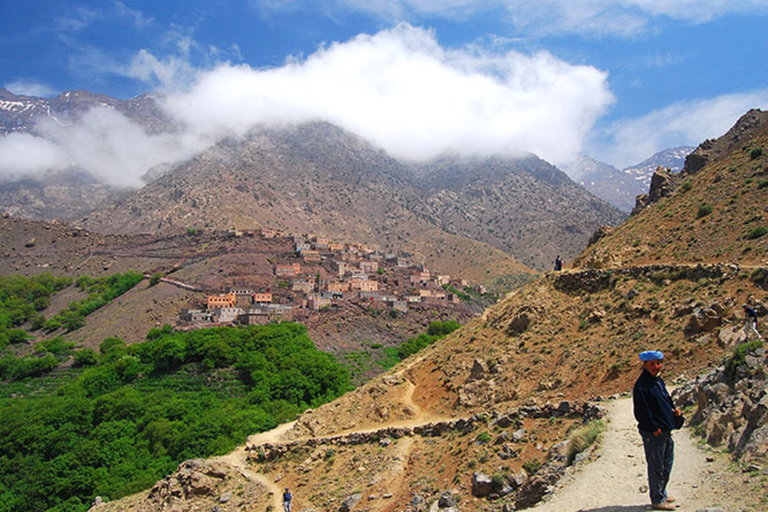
0, 101, 766, 512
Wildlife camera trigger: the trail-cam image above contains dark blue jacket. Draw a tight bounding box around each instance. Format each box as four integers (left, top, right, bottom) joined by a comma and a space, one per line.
633, 369, 679, 433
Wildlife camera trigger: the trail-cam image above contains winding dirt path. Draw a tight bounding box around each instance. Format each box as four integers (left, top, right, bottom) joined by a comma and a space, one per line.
532, 397, 751, 512
214, 422, 296, 511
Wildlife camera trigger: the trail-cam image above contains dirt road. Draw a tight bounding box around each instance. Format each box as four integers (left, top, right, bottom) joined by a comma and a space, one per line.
532, 397, 756, 512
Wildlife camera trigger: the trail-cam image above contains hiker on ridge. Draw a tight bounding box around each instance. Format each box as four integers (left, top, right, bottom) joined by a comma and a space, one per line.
742, 304, 763, 341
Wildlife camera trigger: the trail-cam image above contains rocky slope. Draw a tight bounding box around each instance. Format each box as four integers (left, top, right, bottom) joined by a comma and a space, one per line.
576, 109, 767, 269
74, 121, 623, 273
2, 89, 624, 273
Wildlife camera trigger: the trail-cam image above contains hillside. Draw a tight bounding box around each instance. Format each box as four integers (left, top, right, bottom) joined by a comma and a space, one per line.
74, 122, 623, 273
415, 154, 624, 270
89, 112, 767, 511
2, 89, 625, 275
575, 109, 767, 269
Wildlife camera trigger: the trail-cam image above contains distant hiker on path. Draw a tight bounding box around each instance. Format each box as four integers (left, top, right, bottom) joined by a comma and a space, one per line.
283, 487, 292, 512
633, 350, 684, 511
554, 255, 563, 271
742, 304, 763, 341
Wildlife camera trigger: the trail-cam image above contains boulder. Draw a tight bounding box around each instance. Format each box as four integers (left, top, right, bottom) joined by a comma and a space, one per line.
718, 325, 747, 348
685, 306, 722, 335
338, 493, 363, 512
508, 469, 528, 490
437, 490, 458, 508
471, 471, 493, 497
467, 359, 488, 382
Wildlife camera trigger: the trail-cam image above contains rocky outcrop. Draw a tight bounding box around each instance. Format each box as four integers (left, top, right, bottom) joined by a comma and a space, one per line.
631, 166, 678, 216
674, 342, 767, 466
630, 109, 768, 217
680, 109, 768, 178
140, 459, 235, 510
515, 440, 571, 509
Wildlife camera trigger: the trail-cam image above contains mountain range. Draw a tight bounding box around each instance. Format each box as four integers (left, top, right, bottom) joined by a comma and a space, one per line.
0, 88, 626, 278
566, 146, 695, 212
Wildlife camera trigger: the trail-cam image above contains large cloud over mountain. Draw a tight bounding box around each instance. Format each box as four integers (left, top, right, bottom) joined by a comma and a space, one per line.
0, 24, 613, 186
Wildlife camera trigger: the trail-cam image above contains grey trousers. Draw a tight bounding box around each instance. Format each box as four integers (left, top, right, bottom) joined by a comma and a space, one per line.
640, 429, 674, 505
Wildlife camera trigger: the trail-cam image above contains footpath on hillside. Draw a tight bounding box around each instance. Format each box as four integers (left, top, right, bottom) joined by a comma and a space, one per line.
532, 397, 754, 512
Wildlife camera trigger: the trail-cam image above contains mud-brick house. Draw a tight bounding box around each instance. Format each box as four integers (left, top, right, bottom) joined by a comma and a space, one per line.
180, 309, 213, 323
350, 279, 379, 292
253, 292, 273, 303
207, 294, 235, 310
359, 260, 379, 273
423, 291, 447, 303
295, 240, 311, 252
312, 241, 330, 253
238, 304, 293, 325
275, 263, 301, 277
359, 291, 380, 301
292, 279, 315, 293
212, 307, 243, 323
410, 271, 431, 285
307, 294, 332, 311
230, 289, 256, 307
328, 242, 344, 252
325, 281, 350, 293
334, 261, 353, 277
435, 274, 451, 285
392, 300, 408, 313
299, 250, 321, 263
260, 228, 276, 238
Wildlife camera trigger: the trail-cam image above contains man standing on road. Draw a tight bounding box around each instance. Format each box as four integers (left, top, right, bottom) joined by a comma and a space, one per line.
742, 304, 763, 341
283, 487, 292, 512
633, 350, 684, 511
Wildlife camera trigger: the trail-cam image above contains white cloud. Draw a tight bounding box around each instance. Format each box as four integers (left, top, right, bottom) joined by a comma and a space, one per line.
164, 24, 613, 164
128, 49, 200, 92
254, 0, 768, 36
0, 133, 68, 178
587, 90, 768, 169
4, 80, 58, 98
0, 24, 613, 186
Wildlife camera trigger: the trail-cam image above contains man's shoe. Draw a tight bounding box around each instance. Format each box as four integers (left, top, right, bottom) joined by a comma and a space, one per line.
665, 496, 676, 503
651, 503, 676, 511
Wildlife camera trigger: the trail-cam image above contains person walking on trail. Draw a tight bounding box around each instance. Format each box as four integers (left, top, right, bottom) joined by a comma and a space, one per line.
283, 487, 292, 512
633, 350, 684, 511
554, 255, 563, 271
742, 304, 763, 341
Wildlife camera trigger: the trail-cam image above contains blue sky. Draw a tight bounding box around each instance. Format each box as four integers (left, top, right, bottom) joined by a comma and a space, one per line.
1, 0, 767, 185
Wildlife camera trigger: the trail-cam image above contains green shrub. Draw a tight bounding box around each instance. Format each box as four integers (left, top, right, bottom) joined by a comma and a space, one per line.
475, 431, 492, 444
73, 348, 99, 367
149, 273, 163, 286
746, 226, 768, 240
0, 323, 352, 512
750, 147, 763, 159
680, 181, 692, 192
724, 340, 764, 384
566, 420, 605, 464
697, 204, 713, 218
523, 458, 542, 475
750, 268, 768, 289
